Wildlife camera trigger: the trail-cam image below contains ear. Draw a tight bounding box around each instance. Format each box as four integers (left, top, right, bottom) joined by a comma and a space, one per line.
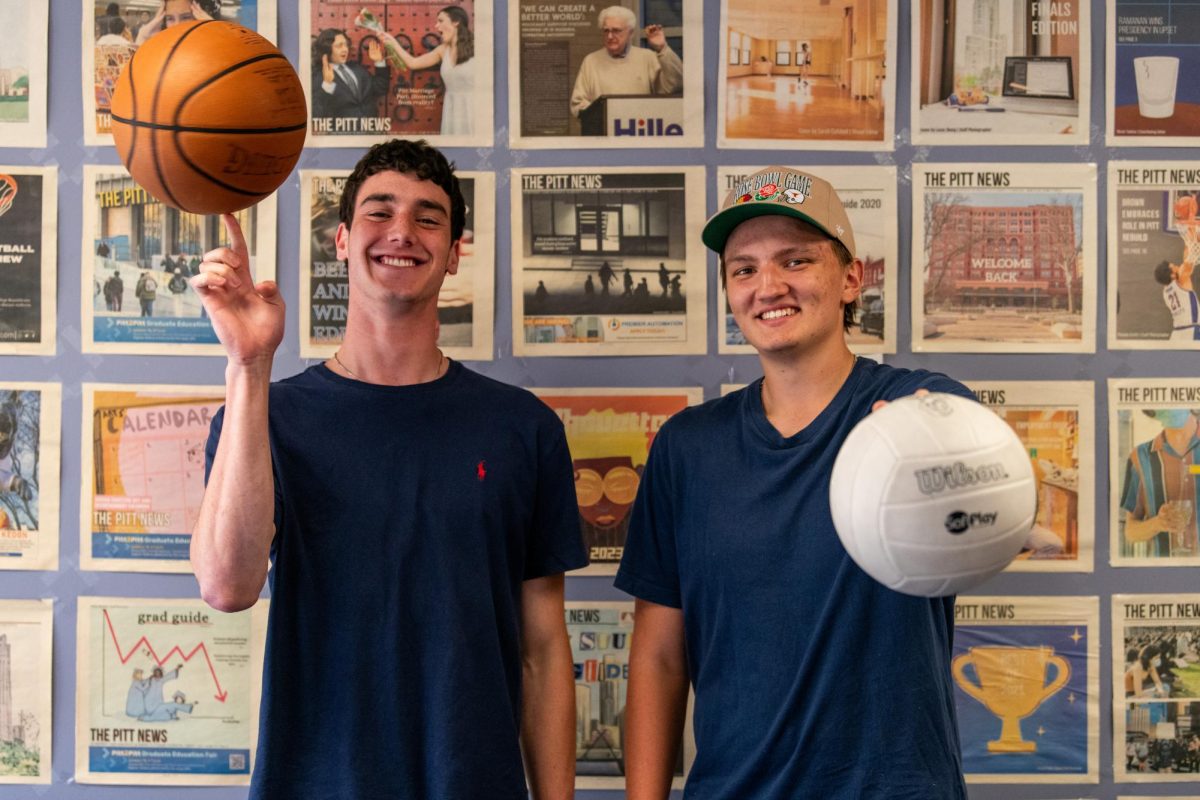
334, 222, 350, 263
445, 239, 461, 276
842, 257, 864, 304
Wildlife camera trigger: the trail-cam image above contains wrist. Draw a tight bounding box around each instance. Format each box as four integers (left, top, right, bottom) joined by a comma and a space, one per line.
225, 356, 274, 382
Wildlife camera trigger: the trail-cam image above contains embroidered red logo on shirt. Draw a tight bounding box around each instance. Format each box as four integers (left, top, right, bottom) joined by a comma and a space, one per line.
476, 460, 487, 481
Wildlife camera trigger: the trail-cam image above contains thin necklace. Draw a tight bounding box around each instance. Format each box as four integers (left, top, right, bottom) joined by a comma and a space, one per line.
332, 350, 447, 383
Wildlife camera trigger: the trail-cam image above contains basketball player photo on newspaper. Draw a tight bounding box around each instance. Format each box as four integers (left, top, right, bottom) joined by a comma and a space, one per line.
81, 166, 278, 357
0, 166, 56, 356
0, 600, 52, 785
714, 165, 897, 354
0, 382, 61, 572
300, 1, 493, 148
952, 595, 1099, 784
912, 0, 1089, 145
298, 169, 495, 361
82, 0, 277, 146
965, 381, 1095, 573
716, 0, 896, 150
1112, 594, 1200, 781
1108, 161, 1200, 349
508, 1, 703, 148
911, 162, 1097, 354
1109, 378, 1200, 568
0, 1, 47, 148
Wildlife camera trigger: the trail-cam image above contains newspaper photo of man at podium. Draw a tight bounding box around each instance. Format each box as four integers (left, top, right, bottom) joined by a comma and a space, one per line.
569, 6, 682, 134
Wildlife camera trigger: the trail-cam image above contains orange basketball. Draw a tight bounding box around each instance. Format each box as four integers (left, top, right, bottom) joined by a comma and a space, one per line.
1175, 194, 1198, 222
111, 21, 307, 215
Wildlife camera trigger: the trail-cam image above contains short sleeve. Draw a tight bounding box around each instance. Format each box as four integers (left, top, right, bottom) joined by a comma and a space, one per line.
524, 413, 589, 580
1120, 454, 1145, 517
614, 423, 682, 608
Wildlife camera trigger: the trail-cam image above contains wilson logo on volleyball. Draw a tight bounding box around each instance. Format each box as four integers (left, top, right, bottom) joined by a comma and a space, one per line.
913, 462, 1009, 496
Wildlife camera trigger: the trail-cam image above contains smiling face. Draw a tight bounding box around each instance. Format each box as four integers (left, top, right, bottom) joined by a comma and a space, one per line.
601, 15, 633, 57
335, 170, 460, 312
723, 215, 861, 358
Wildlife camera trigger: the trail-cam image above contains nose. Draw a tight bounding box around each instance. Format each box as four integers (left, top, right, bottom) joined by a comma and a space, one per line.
755, 264, 787, 297
384, 214, 416, 246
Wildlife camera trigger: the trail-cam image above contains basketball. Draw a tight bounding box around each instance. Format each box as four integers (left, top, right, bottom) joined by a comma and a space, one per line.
829, 393, 1036, 597
110, 20, 307, 215
1175, 193, 1198, 222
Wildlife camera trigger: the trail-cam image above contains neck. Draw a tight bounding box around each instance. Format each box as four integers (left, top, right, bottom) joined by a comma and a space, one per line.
758, 344, 857, 438
330, 305, 445, 386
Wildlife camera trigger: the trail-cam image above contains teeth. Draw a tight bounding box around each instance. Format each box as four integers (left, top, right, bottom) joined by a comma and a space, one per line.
761, 308, 796, 320
378, 256, 417, 267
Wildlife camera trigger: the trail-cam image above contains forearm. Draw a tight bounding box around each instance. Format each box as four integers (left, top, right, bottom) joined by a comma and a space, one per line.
625, 642, 689, 799
1125, 513, 1166, 543
191, 360, 276, 611
521, 632, 576, 800
654, 46, 683, 94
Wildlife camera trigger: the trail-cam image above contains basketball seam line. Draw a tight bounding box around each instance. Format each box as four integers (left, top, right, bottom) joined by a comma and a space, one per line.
110, 116, 307, 135
150, 21, 219, 210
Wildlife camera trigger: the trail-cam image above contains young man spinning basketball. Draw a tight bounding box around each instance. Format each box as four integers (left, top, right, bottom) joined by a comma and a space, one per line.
616, 167, 972, 799
190, 140, 584, 799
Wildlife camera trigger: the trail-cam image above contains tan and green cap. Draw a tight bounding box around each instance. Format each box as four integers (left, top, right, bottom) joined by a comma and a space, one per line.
701, 166, 856, 259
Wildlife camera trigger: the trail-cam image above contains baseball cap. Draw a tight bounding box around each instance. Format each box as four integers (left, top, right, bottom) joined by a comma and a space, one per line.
701, 166, 856, 259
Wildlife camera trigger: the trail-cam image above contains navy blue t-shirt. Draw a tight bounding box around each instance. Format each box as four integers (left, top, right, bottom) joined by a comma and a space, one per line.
205, 362, 587, 800
615, 359, 972, 799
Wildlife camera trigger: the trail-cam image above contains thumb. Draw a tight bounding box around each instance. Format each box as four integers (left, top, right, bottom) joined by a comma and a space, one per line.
255, 280, 282, 303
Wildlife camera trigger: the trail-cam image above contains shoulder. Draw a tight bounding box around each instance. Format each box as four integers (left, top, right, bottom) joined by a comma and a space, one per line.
651, 389, 742, 451
453, 366, 564, 428
853, 359, 972, 403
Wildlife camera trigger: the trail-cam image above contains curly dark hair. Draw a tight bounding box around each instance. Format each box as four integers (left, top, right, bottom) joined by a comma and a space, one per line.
312, 28, 348, 65
339, 139, 465, 243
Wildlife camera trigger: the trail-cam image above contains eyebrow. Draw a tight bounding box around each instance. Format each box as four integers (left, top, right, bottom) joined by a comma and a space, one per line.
358, 193, 449, 217
726, 244, 825, 264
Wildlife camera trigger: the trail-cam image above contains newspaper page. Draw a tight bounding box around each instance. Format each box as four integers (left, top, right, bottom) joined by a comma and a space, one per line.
1108, 161, 1200, 349
717, 0, 896, 150
913, 0, 1089, 145
300, 0, 493, 148
0, 382, 60, 572
511, 167, 707, 356
0, 0, 47, 148
531, 387, 702, 575
82, 165, 278, 356
1109, 378, 1200, 567
566, 601, 693, 789
0, 599, 52, 785
75, 596, 267, 786
0, 166, 56, 356
965, 381, 1094, 572
714, 165, 897, 354
952, 596, 1099, 783
80, 383, 224, 573
298, 169, 495, 360
1112, 594, 1200, 781
1107, 0, 1200, 146
82, 0, 278, 146
508, 1, 703, 148
911, 162, 1097, 353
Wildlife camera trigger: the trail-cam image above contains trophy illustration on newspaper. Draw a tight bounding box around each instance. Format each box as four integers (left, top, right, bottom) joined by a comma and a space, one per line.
952, 645, 1070, 753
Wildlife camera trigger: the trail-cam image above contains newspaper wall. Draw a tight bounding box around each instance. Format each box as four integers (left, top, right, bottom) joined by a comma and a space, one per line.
82, 0, 277, 146
1109, 378, 1200, 567
300, 0, 493, 148
1107, 0, 1200, 146
75, 597, 267, 786
1112, 594, 1200, 781
0, 381, 60, 572
1108, 161, 1200, 348
511, 167, 707, 356
913, 0, 1089, 145
911, 162, 1097, 353
298, 169, 495, 360
714, 165, 897, 354
80, 383, 225, 573
0, 600, 52, 785
953, 596, 1099, 783
0, 166, 56, 356
508, 1, 703, 148
82, 166, 277, 356
532, 387, 702, 575
0, 2, 47, 148
965, 381, 1094, 572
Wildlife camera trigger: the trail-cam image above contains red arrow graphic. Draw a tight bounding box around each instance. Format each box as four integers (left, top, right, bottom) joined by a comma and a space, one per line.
102, 609, 229, 702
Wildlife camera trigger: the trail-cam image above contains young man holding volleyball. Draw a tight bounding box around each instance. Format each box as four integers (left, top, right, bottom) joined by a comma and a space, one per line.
190, 139, 584, 799
616, 167, 973, 799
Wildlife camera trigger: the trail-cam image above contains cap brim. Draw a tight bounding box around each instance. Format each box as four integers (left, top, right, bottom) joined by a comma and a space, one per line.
701, 203, 838, 254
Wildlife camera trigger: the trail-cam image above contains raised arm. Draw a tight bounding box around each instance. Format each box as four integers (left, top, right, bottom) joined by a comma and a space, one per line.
520, 573, 576, 800
378, 30, 444, 71
189, 214, 284, 612
625, 598, 689, 800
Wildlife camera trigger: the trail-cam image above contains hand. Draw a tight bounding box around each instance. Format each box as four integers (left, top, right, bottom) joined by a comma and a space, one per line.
871, 388, 930, 413
321, 54, 334, 84
644, 24, 667, 52
135, 6, 166, 43
190, 0, 213, 21
366, 39, 383, 63
191, 214, 284, 367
